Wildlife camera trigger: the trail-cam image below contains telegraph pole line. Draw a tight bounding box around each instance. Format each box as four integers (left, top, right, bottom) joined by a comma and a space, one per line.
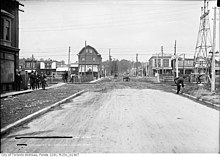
136, 53, 138, 76
68, 46, 71, 79
84, 41, 87, 77
109, 49, 111, 76
161, 46, 164, 75
174, 40, 178, 77
174, 40, 176, 56
68, 46, 70, 66
31, 54, 34, 70
183, 54, 185, 75
211, 7, 217, 92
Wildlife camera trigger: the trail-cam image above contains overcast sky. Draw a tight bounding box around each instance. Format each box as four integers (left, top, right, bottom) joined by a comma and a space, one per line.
18, 0, 219, 63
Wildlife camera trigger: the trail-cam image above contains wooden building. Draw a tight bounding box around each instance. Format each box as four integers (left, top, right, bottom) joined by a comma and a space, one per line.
148, 54, 173, 76
78, 45, 102, 79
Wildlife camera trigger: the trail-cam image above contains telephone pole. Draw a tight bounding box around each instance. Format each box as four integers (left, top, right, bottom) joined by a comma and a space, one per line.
31, 54, 34, 70
68, 46, 70, 66
183, 54, 185, 75
161, 46, 164, 75
136, 53, 138, 76
68, 46, 71, 78
174, 40, 178, 77
109, 49, 111, 76
211, 7, 217, 92
84, 41, 87, 77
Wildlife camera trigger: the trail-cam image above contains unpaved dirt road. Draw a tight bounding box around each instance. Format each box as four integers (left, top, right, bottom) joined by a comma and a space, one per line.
1, 82, 219, 153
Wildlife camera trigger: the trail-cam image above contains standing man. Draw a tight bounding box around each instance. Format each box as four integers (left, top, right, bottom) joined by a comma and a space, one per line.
30, 71, 35, 90
40, 72, 47, 90
174, 75, 187, 94
15, 71, 22, 91
65, 71, 68, 83
196, 73, 202, 84
35, 72, 41, 89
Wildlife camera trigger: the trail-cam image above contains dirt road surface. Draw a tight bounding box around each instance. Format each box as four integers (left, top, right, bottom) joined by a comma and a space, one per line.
1, 82, 219, 153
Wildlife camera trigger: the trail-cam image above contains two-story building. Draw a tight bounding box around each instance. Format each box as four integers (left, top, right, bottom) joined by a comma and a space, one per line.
78, 45, 102, 79
39, 59, 57, 76
1, 0, 23, 91
148, 53, 173, 76
172, 58, 194, 75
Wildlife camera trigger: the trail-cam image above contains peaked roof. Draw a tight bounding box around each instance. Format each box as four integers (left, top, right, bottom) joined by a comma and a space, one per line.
78, 45, 100, 56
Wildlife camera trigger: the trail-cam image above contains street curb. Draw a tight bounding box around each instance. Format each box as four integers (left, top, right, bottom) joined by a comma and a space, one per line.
171, 89, 219, 109
1, 90, 85, 135
0, 90, 32, 99
0, 83, 66, 99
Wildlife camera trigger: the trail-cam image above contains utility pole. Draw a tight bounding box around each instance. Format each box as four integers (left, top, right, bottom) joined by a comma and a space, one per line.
183, 54, 185, 75
174, 40, 176, 77
211, 7, 217, 92
109, 49, 111, 76
174, 40, 178, 77
31, 54, 34, 70
68, 46, 70, 66
161, 46, 164, 75
136, 53, 138, 76
84, 41, 87, 77
68, 46, 71, 79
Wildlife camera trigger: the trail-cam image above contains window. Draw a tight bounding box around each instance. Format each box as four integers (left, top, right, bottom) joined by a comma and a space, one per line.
5, 20, 10, 41
32, 62, 36, 68
163, 59, 169, 67
85, 49, 89, 53
26, 62, 31, 68
154, 59, 161, 67
0, 18, 11, 41
93, 58, 96, 61
45, 63, 51, 69
89, 49, 93, 53
0, 18, 3, 40
82, 57, 85, 61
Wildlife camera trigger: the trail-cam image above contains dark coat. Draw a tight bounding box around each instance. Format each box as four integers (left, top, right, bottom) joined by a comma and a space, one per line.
174, 77, 184, 87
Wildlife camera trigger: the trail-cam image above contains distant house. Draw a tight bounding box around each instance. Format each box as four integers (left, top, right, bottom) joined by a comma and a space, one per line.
148, 54, 173, 76
39, 59, 57, 76
1, 0, 23, 91
78, 45, 102, 78
56, 60, 66, 68
172, 58, 194, 75
24, 57, 39, 73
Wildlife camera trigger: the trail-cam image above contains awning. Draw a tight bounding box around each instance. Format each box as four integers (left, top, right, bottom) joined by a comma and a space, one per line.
56, 67, 69, 72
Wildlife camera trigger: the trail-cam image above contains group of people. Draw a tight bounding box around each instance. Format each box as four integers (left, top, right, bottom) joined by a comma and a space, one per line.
29, 71, 47, 90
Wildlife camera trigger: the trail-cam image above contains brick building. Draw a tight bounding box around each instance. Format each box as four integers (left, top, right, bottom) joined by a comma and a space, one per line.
1, 0, 23, 91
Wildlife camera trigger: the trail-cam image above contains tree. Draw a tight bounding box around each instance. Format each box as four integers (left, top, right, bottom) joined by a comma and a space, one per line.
118, 59, 132, 74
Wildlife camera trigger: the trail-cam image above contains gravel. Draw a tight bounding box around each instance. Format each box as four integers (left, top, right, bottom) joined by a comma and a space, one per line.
1, 77, 218, 129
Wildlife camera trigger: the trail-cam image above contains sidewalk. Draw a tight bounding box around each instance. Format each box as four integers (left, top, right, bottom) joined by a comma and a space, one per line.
0, 78, 104, 99
0, 82, 66, 99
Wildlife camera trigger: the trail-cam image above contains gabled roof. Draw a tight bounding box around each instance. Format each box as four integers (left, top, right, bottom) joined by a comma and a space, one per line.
78, 45, 100, 56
